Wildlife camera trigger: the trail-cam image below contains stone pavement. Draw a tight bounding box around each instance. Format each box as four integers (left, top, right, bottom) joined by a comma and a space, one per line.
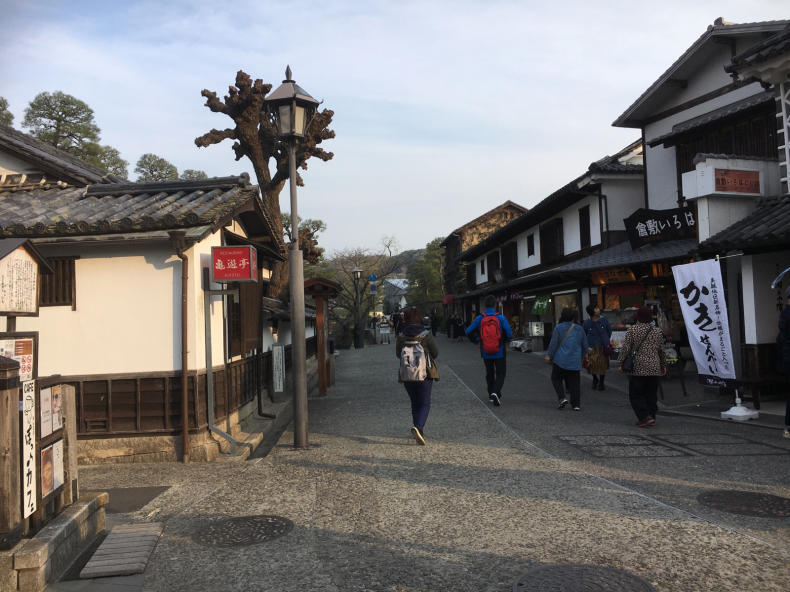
50, 337, 789, 591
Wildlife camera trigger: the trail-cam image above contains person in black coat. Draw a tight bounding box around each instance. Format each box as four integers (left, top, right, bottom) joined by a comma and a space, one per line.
778, 286, 790, 439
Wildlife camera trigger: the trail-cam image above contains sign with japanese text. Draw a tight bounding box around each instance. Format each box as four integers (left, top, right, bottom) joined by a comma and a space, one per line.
211, 246, 257, 283
272, 344, 285, 393
625, 207, 696, 249
0, 247, 38, 315
0, 338, 34, 381
592, 268, 636, 285
672, 259, 736, 387
714, 169, 760, 194
21, 380, 37, 518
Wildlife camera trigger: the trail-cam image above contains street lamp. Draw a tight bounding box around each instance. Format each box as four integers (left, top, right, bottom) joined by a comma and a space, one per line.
352, 267, 363, 349
265, 66, 320, 449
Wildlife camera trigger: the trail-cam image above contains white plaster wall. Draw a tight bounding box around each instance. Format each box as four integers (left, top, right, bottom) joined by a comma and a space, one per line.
741, 251, 790, 344
603, 179, 645, 231
16, 243, 184, 376
695, 196, 757, 242
561, 195, 600, 255
516, 225, 540, 271
644, 82, 767, 210
196, 232, 228, 370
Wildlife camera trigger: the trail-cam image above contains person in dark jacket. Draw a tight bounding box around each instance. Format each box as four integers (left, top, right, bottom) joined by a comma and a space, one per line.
778, 286, 790, 439
583, 303, 612, 390
465, 295, 513, 407
396, 307, 439, 445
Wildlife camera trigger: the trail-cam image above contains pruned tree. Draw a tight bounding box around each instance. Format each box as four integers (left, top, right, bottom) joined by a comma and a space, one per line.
282, 213, 327, 264
135, 153, 178, 182
181, 169, 208, 180
195, 69, 335, 299
0, 97, 13, 126
406, 237, 445, 307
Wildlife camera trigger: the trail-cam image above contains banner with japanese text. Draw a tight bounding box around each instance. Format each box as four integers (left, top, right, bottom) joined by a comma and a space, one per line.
672, 259, 736, 387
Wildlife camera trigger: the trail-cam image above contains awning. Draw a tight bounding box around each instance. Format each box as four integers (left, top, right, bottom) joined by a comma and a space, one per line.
223, 229, 285, 262
556, 238, 697, 273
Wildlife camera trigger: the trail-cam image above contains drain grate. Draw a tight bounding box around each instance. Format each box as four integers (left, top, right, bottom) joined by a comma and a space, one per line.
697, 490, 790, 518
193, 515, 294, 547
513, 564, 656, 591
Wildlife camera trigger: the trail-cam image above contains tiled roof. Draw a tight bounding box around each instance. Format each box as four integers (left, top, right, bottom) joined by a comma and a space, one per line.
556, 238, 697, 272
726, 23, 790, 72
613, 19, 790, 128
0, 124, 122, 186
698, 195, 790, 253
0, 174, 277, 243
648, 91, 775, 147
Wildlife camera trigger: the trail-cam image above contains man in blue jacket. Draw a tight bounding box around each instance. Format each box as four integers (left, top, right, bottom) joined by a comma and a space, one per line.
466, 295, 513, 406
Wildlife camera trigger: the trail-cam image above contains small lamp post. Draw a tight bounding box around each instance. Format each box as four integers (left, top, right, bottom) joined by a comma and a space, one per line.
265, 66, 320, 449
352, 267, 363, 349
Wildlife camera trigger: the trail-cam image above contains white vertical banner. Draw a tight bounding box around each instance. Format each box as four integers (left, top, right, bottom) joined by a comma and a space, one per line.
672, 259, 737, 386
21, 380, 37, 518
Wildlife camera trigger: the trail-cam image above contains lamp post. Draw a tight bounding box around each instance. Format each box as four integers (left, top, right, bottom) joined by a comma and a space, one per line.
265, 66, 320, 449
352, 267, 363, 349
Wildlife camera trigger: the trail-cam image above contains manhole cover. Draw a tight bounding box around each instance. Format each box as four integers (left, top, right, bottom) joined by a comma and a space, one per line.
194, 515, 293, 547
513, 564, 656, 591
697, 490, 790, 518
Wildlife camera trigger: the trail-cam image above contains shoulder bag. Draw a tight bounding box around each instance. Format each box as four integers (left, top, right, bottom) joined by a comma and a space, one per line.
620, 326, 653, 374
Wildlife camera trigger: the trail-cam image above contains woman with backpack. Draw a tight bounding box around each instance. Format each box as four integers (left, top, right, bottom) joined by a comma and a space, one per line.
617, 305, 667, 427
396, 307, 439, 445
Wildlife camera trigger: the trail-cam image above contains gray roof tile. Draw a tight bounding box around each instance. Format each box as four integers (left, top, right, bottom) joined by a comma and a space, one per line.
698, 195, 790, 253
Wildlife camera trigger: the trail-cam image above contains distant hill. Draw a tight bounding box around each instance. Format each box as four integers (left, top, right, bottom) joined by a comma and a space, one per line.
391, 248, 423, 275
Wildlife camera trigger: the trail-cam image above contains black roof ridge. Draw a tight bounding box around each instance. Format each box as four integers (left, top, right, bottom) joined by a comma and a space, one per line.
726, 22, 790, 72
84, 173, 253, 196
0, 123, 121, 184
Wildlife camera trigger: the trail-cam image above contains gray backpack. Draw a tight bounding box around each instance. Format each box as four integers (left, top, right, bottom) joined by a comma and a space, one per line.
399, 331, 431, 381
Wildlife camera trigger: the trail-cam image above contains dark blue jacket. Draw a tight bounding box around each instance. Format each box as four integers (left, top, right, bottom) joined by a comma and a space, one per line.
465, 307, 513, 359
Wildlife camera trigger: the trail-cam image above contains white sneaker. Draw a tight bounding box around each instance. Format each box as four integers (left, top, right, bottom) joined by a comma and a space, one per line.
491, 393, 501, 406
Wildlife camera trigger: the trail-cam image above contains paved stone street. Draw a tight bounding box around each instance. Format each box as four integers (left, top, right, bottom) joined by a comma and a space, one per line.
57, 336, 790, 591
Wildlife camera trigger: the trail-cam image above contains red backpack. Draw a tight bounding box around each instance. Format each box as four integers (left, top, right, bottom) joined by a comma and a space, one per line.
480, 313, 502, 354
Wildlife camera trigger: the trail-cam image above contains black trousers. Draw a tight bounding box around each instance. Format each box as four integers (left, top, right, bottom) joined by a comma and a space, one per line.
628, 375, 659, 422
551, 364, 580, 407
483, 356, 507, 397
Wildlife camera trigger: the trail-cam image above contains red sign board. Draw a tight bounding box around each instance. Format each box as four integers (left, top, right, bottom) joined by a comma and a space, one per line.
211, 246, 257, 283
714, 169, 760, 194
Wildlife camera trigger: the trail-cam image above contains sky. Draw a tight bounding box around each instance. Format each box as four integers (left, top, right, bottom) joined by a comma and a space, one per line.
1, 1, 788, 256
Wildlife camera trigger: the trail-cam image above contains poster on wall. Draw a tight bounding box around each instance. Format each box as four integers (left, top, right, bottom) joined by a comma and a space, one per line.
40, 445, 54, 498
0, 337, 34, 381
40, 387, 52, 438
51, 385, 63, 431
672, 259, 737, 387
53, 440, 64, 491
272, 344, 285, 394
0, 246, 38, 314
21, 380, 37, 518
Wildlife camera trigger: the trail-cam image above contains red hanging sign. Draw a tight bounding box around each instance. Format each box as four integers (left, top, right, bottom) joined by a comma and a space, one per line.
211, 246, 257, 283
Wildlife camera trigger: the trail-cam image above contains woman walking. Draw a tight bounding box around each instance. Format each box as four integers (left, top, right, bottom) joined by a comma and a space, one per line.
583, 303, 612, 390
617, 305, 666, 427
545, 307, 590, 411
396, 307, 439, 445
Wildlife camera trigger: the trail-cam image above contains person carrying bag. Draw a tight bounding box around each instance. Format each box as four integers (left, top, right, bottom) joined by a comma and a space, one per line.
545, 308, 590, 411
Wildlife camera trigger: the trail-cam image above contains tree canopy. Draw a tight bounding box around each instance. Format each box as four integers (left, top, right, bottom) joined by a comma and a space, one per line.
180, 169, 208, 180
0, 97, 13, 126
21, 91, 126, 178
406, 237, 445, 307
195, 69, 335, 299
135, 153, 178, 182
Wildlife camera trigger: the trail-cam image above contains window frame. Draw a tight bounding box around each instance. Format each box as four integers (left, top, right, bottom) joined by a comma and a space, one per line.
39, 257, 78, 310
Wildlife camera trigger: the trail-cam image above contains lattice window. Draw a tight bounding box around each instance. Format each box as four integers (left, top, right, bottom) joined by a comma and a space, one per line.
40, 257, 76, 308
